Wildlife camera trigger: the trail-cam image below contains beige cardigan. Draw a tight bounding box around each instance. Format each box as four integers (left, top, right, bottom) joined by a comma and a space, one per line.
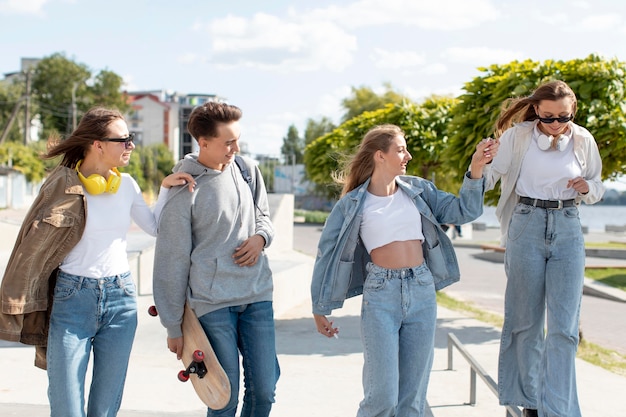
482, 120, 605, 246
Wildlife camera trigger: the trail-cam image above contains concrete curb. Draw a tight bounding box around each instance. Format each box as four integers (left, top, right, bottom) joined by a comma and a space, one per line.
583, 278, 626, 303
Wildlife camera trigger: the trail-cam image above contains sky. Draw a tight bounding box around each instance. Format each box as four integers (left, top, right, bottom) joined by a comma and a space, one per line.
2, 0, 626, 190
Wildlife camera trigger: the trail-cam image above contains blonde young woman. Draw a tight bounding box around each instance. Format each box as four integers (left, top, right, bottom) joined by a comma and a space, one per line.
0, 106, 192, 417
311, 124, 497, 416
483, 80, 604, 417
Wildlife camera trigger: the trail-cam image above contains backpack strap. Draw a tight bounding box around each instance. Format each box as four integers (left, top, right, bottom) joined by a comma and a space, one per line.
234, 155, 256, 203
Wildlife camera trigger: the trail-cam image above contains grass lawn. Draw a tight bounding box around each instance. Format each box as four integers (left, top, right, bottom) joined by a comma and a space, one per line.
585, 268, 626, 292
585, 241, 626, 249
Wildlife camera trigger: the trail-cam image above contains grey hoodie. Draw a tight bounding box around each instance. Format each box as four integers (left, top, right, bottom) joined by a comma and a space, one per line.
153, 154, 274, 338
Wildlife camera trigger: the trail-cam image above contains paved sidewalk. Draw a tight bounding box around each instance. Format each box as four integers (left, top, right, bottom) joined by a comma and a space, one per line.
2, 287, 625, 417
2, 209, 626, 416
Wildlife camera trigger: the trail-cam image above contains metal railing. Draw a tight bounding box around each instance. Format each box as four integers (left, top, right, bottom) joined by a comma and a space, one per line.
446, 332, 522, 417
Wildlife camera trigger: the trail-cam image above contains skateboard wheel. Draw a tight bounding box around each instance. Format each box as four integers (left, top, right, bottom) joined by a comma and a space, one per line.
178, 370, 190, 382
193, 350, 205, 362
148, 305, 158, 316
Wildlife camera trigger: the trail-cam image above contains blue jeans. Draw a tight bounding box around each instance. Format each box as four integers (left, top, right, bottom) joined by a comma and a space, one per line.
47, 271, 138, 417
197, 301, 280, 417
357, 262, 437, 417
499, 203, 584, 417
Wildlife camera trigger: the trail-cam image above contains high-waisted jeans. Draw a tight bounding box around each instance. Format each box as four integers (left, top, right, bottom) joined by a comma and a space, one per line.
357, 262, 437, 417
47, 270, 138, 417
498, 203, 584, 417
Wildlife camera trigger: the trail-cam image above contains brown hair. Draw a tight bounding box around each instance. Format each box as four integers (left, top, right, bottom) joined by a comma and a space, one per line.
44, 106, 125, 168
338, 124, 404, 196
494, 80, 577, 138
187, 102, 243, 140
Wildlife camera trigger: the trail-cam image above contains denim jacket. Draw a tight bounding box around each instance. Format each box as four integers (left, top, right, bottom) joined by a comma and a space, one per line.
311, 173, 485, 315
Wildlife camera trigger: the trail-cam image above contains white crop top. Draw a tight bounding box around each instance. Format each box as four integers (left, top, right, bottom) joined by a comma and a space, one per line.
360, 188, 424, 253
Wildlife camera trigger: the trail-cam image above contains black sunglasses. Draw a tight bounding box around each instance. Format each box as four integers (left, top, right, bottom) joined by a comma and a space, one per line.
100, 132, 136, 149
537, 115, 573, 124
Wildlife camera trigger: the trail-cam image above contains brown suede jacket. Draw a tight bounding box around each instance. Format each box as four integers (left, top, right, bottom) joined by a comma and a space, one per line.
0, 165, 86, 369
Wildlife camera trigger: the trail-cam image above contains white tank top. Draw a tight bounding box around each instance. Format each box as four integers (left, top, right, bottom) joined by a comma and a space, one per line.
360, 188, 424, 253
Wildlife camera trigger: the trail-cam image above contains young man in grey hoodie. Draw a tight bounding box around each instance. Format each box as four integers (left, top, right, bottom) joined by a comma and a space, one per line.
153, 102, 279, 417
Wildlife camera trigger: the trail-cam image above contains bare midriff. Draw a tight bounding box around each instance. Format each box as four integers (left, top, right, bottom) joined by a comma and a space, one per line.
370, 239, 424, 269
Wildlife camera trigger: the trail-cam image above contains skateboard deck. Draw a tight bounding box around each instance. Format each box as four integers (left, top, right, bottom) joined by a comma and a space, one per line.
150, 303, 231, 409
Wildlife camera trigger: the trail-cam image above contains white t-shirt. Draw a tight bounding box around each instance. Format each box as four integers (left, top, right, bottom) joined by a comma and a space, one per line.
61, 174, 169, 278
515, 126, 581, 200
360, 188, 424, 253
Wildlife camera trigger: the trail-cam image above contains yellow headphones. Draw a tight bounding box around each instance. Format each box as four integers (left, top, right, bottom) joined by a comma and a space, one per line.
76, 160, 122, 195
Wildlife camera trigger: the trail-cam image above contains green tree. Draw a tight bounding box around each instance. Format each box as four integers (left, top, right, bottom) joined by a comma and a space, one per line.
31, 53, 91, 135
31, 53, 130, 137
126, 144, 177, 198
0, 142, 46, 182
341, 82, 409, 122
304, 116, 336, 146
280, 124, 304, 164
446, 54, 626, 205
90, 69, 129, 111
304, 96, 458, 200
258, 156, 278, 193
0, 79, 26, 144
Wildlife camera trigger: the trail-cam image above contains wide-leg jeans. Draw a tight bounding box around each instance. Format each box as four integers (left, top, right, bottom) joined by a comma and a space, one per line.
198, 301, 280, 417
498, 203, 584, 417
47, 271, 138, 417
357, 262, 437, 417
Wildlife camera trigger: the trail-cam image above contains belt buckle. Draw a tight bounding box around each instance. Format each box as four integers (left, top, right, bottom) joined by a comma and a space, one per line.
549, 200, 563, 210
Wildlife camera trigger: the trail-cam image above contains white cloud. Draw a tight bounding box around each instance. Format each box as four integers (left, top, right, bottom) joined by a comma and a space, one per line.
404, 83, 462, 102
190, 0, 501, 74
572, 1, 592, 9
316, 85, 351, 123
419, 63, 448, 75
0, 0, 49, 14
201, 12, 357, 72
370, 48, 426, 69
581, 14, 622, 31
307, 0, 500, 30
443, 46, 524, 65
177, 53, 202, 65
532, 11, 569, 25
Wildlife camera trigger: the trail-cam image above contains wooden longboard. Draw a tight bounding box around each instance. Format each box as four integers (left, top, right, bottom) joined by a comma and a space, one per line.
179, 303, 231, 409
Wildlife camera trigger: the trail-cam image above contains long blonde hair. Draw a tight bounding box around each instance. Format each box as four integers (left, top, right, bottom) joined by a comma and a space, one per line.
494, 80, 577, 138
337, 124, 403, 196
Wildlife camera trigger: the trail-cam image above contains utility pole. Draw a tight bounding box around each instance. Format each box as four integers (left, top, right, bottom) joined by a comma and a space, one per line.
23, 69, 32, 144
0, 97, 23, 144
291, 153, 296, 194
71, 82, 78, 130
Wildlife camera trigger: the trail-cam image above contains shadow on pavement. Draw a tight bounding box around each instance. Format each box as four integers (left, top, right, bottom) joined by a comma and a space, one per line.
275, 315, 362, 356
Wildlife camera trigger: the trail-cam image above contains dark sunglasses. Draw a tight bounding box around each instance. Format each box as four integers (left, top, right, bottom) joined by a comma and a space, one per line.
100, 132, 135, 149
537, 115, 573, 124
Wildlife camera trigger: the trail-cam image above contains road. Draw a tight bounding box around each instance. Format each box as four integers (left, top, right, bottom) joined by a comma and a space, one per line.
292, 222, 626, 355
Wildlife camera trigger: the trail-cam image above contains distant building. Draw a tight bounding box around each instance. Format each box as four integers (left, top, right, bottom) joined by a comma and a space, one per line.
177, 93, 225, 156
126, 90, 226, 161
126, 92, 180, 160
1, 57, 39, 84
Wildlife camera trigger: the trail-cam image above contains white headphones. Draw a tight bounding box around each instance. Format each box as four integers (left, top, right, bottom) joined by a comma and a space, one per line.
537, 133, 571, 152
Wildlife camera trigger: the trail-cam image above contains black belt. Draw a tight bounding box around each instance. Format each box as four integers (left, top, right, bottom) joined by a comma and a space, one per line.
518, 197, 576, 209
